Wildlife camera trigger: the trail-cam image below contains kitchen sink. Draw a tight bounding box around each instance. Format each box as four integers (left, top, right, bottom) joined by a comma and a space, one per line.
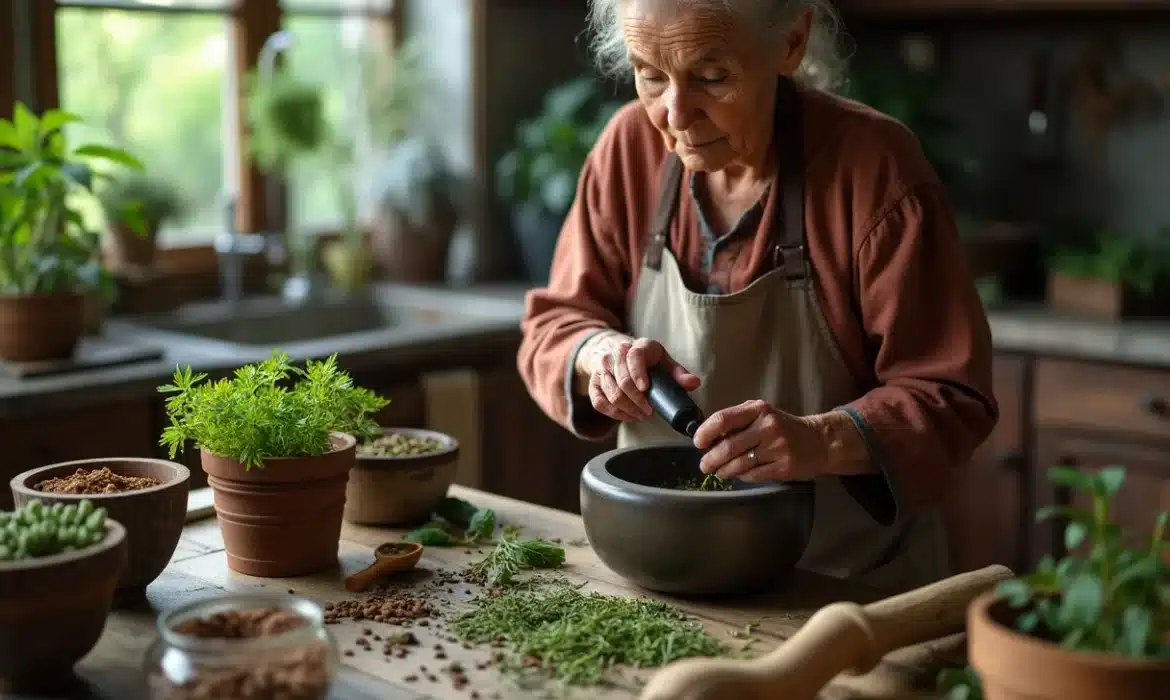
107, 284, 524, 355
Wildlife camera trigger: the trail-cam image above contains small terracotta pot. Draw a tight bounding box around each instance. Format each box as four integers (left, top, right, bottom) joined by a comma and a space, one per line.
0, 293, 85, 363
344, 428, 460, 526
0, 519, 127, 695
10, 457, 190, 606
968, 591, 1170, 700
200, 433, 356, 578
104, 221, 159, 269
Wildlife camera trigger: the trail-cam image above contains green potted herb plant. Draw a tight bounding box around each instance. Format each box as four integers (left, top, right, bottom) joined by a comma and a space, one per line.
496, 75, 623, 284
0, 102, 143, 362
98, 173, 184, 270
1046, 229, 1170, 320
157, 350, 389, 577
939, 465, 1169, 700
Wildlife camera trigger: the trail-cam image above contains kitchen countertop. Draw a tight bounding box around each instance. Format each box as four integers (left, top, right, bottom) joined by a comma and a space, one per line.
0, 283, 533, 418
1, 285, 1167, 419
69, 485, 966, 700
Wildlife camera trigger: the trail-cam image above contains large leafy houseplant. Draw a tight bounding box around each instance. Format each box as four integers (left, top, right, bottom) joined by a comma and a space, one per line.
0, 102, 143, 298
940, 465, 1170, 700
496, 76, 623, 283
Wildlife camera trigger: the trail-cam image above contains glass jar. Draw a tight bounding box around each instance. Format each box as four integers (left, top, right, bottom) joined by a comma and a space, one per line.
143, 593, 339, 700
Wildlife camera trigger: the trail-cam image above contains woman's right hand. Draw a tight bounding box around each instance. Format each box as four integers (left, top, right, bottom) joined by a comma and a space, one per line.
576, 332, 702, 422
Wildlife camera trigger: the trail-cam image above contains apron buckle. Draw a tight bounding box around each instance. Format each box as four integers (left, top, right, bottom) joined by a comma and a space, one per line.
773, 243, 806, 280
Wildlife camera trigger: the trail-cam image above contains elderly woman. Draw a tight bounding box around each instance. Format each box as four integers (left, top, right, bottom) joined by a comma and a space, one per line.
517, 0, 996, 593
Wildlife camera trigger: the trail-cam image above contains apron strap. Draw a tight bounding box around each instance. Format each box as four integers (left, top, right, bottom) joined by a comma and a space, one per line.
773, 77, 808, 281
644, 154, 685, 271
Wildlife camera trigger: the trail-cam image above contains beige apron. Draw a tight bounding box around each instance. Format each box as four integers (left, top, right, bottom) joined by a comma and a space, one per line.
617, 79, 949, 594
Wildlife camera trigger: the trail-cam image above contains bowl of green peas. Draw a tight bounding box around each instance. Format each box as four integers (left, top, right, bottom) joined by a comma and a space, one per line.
0, 499, 128, 695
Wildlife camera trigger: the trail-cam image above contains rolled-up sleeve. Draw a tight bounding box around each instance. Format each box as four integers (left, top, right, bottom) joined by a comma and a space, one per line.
516, 153, 631, 441
842, 183, 998, 520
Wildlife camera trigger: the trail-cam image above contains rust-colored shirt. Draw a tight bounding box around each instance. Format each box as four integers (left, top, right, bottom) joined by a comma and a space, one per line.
517, 85, 997, 518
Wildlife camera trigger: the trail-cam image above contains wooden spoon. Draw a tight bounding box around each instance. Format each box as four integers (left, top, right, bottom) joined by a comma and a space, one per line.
639, 564, 1013, 700
344, 542, 424, 593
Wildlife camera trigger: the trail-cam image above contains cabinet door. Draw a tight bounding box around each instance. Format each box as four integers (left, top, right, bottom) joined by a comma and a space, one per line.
943, 353, 1029, 574
1032, 430, 1170, 564
0, 399, 157, 509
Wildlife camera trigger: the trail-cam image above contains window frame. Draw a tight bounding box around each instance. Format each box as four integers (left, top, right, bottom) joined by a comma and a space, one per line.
7, 0, 402, 275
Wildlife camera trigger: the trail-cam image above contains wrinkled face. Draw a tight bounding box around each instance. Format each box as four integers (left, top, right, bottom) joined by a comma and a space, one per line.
622, 1, 811, 172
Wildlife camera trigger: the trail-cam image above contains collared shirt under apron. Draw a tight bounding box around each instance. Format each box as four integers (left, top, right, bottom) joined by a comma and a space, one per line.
615, 78, 949, 594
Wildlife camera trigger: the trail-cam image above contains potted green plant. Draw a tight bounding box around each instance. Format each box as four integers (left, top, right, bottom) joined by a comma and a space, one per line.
939, 465, 1169, 700
364, 135, 470, 283
157, 350, 389, 577
0, 102, 143, 362
98, 173, 184, 269
1046, 229, 1170, 320
496, 75, 623, 284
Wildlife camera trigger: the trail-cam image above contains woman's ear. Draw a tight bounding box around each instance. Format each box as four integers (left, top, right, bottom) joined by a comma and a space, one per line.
777, 8, 813, 74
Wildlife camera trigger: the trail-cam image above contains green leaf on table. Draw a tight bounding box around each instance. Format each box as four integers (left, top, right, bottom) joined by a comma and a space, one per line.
466, 508, 496, 543
435, 496, 479, 528
404, 527, 460, 547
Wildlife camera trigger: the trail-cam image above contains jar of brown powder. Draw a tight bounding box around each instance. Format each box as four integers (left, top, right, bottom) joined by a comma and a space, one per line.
143, 594, 338, 700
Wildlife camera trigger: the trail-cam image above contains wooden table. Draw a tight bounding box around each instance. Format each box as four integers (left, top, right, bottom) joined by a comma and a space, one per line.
49, 486, 964, 700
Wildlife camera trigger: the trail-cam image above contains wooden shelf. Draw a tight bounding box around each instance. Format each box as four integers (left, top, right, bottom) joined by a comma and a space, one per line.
837, 0, 1170, 19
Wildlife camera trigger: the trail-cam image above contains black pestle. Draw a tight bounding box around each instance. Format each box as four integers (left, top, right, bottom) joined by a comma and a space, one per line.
647, 365, 705, 438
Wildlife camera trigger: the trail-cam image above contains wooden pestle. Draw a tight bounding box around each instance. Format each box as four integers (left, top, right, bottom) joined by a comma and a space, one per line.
639, 564, 1013, 700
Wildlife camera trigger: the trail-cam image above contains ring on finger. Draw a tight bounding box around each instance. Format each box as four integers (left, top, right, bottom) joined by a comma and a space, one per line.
747, 449, 758, 467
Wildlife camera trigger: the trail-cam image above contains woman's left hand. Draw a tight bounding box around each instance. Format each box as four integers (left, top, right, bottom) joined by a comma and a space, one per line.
692, 400, 827, 482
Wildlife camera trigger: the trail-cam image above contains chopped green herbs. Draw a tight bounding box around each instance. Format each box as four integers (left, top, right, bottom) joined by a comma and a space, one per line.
450, 583, 729, 687
672, 473, 733, 491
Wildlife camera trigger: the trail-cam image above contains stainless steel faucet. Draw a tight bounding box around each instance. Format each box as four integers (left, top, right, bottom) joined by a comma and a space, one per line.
257, 29, 323, 306
214, 196, 266, 304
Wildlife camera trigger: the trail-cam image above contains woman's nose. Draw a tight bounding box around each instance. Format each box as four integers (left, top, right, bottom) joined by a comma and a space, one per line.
665, 84, 696, 132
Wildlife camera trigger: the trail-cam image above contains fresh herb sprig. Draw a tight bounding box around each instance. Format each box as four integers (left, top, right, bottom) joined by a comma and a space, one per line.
158, 350, 389, 470
404, 496, 565, 584
938, 465, 1170, 700
450, 583, 729, 687
673, 473, 733, 491
467, 535, 566, 587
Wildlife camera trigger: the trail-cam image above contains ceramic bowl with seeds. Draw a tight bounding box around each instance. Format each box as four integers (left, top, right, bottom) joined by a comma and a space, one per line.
343, 428, 460, 527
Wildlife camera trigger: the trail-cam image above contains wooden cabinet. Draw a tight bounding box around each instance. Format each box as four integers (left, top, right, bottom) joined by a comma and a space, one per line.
944, 352, 1029, 574
1028, 357, 1170, 564
0, 399, 158, 509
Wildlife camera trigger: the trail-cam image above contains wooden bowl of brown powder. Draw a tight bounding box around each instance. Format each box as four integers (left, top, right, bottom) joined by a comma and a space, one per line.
10, 457, 190, 605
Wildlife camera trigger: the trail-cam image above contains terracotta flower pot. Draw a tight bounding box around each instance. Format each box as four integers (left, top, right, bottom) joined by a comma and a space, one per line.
103, 220, 159, 269
200, 432, 356, 578
0, 293, 85, 363
10, 457, 191, 606
968, 591, 1170, 700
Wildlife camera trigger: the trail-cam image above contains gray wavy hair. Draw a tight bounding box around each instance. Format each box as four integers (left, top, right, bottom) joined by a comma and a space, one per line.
585, 0, 849, 91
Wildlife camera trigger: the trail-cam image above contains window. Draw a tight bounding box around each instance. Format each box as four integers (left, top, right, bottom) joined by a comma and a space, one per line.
56, 5, 234, 245
33, 0, 399, 250
282, 3, 395, 229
